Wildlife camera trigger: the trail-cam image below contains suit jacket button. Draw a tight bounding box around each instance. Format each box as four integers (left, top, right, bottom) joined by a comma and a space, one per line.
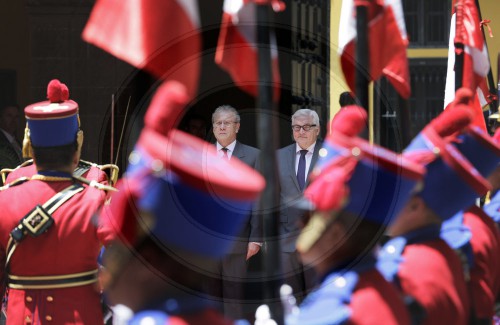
46, 296, 53, 302
45, 315, 52, 321
25, 296, 32, 302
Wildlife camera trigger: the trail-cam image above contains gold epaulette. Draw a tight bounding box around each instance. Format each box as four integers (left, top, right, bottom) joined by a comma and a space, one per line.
73, 175, 118, 192
0, 177, 30, 191
78, 159, 119, 187
0, 159, 34, 184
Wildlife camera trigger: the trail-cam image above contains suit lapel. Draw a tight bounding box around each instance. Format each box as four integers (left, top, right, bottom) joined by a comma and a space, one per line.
288, 144, 301, 191
306, 141, 322, 186
233, 141, 245, 160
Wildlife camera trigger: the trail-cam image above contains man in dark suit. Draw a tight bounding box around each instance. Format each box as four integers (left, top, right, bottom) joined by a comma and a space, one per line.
0, 105, 23, 182
211, 105, 261, 319
276, 108, 321, 302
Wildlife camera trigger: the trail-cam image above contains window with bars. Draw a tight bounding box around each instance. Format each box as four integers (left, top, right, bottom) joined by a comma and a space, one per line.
403, 0, 452, 47
375, 59, 448, 152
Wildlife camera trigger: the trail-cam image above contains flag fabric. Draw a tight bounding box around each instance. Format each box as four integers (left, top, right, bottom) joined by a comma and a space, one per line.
82, 0, 201, 99
444, 0, 489, 131
455, 0, 490, 92
215, 0, 282, 101
338, 0, 411, 99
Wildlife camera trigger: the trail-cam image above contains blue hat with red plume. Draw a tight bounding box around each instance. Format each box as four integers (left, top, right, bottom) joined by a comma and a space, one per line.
437, 88, 500, 178
102, 81, 265, 259
23, 79, 79, 149
403, 103, 491, 220
296, 106, 425, 252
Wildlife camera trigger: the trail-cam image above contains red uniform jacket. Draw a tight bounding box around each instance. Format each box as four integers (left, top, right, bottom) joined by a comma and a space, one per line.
289, 267, 410, 325
348, 270, 411, 325
463, 206, 500, 319
0, 178, 114, 324
398, 239, 470, 325
5, 161, 109, 185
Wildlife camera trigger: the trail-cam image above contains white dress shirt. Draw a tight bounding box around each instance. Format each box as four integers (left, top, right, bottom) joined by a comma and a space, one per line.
295, 142, 316, 175
216, 140, 236, 160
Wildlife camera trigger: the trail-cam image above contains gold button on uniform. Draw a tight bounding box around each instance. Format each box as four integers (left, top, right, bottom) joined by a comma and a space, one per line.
46, 296, 53, 302
45, 315, 52, 321
25, 296, 32, 302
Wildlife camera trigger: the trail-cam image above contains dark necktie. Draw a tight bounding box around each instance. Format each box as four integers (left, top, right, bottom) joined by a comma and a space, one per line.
297, 149, 308, 190
221, 147, 229, 160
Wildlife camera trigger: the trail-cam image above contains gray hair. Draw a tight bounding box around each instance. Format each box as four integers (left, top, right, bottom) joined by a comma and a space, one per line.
291, 109, 320, 126
212, 105, 241, 123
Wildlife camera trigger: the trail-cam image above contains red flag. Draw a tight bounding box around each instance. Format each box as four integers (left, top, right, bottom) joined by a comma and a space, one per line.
339, 0, 411, 99
456, 0, 490, 92
215, 0, 282, 101
82, 0, 201, 99
444, 0, 489, 131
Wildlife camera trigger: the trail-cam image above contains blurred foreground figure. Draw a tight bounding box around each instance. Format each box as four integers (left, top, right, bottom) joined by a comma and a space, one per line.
99, 81, 265, 324
379, 97, 488, 325
439, 89, 500, 323
284, 106, 424, 325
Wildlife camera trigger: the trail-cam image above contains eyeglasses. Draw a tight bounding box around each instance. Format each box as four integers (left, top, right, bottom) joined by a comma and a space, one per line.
292, 124, 317, 132
213, 121, 237, 128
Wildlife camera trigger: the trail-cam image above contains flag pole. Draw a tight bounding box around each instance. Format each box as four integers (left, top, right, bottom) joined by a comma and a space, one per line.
474, 0, 498, 114
454, 0, 464, 90
355, 0, 370, 111
354, 0, 371, 142
256, 2, 284, 324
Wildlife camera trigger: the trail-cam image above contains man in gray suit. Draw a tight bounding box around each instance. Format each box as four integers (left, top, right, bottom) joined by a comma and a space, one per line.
277, 108, 321, 302
211, 105, 261, 319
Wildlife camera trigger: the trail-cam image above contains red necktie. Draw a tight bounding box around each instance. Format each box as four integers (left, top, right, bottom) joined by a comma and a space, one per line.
221, 147, 229, 160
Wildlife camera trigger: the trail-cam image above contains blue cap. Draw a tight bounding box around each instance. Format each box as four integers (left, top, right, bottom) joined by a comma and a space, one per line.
24, 79, 79, 147
307, 134, 425, 225
305, 106, 425, 226
453, 126, 500, 178
404, 126, 490, 220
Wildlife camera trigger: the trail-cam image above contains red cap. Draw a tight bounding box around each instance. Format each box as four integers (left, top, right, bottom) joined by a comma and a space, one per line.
25, 79, 78, 119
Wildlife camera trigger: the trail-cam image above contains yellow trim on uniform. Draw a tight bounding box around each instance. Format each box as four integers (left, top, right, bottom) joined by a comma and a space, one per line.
8, 278, 97, 290
9, 269, 98, 281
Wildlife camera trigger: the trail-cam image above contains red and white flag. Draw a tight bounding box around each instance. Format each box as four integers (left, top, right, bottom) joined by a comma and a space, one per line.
215, 0, 282, 101
82, 0, 201, 99
444, 0, 490, 131
339, 0, 411, 99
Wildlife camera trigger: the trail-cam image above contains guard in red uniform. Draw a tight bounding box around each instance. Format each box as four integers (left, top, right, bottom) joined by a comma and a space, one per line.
484, 162, 500, 301
0, 87, 119, 187
438, 91, 500, 322
380, 102, 488, 325
463, 207, 500, 321
0, 79, 115, 324
98, 81, 265, 324
282, 106, 424, 325
3, 158, 118, 187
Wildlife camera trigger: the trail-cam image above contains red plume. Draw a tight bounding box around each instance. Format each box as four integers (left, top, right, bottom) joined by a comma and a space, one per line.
46, 79, 70, 103
60, 83, 69, 101
305, 154, 358, 211
329, 105, 367, 137
453, 88, 474, 105
305, 168, 349, 211
430, 106, 473, 137
144, 81, 189, 136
